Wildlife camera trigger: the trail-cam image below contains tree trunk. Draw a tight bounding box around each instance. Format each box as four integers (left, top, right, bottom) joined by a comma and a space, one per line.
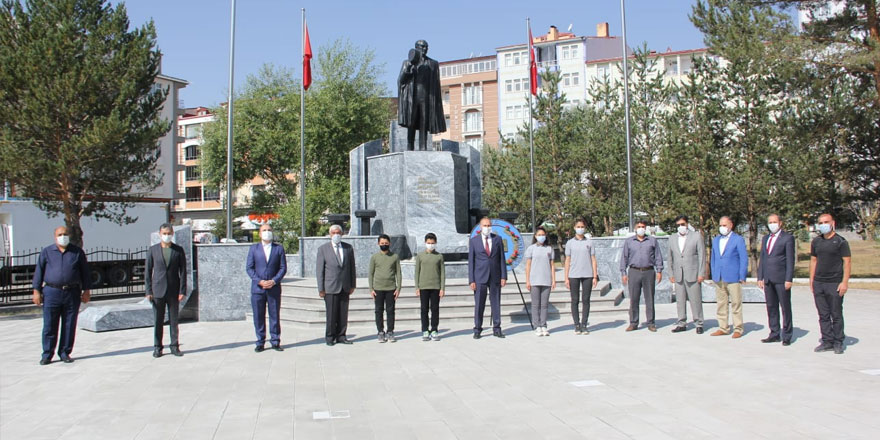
64, 207, 85, 248
747, 214, 759, 278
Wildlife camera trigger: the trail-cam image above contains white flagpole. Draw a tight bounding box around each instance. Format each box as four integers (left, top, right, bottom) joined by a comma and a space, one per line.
300, 9, 307, 275
527, 18, 536, 233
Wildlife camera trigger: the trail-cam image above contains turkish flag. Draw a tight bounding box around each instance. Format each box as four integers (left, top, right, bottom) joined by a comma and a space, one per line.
529, 26, 537, 96
303, 22, 312, 91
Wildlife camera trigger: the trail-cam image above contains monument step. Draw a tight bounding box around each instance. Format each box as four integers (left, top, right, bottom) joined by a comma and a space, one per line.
279, 279, 613, 297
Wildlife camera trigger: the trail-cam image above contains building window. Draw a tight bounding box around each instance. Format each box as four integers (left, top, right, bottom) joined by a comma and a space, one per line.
465, 137, 482, 150
184, 145, 200, 160
597, 64, 610, 79
505, 80, 513, 93
464, 111, 482, 132
561, 72, 580, 87
462, 83, 482, 106
561, 44, 579, 60
445, 115, 451, 129
514, 105, 523, 120
505, 106, 513, 120
203, 187, 220, 201
185, 124, 202, 140
442, 89, 450, 104
185, 186, 202, 202
185, 165, 200, 181
665, 60, 679, 76
504, 53, 512, 67
513, 52, 521, 65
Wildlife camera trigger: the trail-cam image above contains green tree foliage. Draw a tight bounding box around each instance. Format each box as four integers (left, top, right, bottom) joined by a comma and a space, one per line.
0, 0, 168, 247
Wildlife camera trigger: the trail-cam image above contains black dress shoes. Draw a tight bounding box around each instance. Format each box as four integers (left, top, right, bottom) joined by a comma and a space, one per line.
473, 332, 482, 339
337, 338, 353, 345
255, 345, 265, 353
814, 343, 833, 353
271, 345, 284, 351
39, 358, 51, 365
326, 339, 336, 346
761, 336, 781, 343
170, 347, 184, 357
696, 327, 704, 335
671, 326, 687, 333
60, 355, 73, 363
493, 330, 505, 338
152, 349, 163, 358
782, 340, 791, 346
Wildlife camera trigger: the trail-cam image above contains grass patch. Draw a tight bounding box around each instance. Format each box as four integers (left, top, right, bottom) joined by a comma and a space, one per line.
794, 238, 880, 278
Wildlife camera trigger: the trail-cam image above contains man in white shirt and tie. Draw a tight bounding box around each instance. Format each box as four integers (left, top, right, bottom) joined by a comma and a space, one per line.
316, 224, 357, 346
757, 214, 796, 345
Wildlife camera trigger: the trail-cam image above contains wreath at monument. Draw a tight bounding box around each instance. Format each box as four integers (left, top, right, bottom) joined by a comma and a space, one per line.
469, 219, 525, 270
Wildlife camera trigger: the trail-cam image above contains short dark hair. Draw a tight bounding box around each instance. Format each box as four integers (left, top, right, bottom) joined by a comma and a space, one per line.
377, 234, 391, 243
533, 226, 548, 244
635, 220, 648, 227
424, 232, 437, 242
159, 223, 173, 232
674, 215, 689, 224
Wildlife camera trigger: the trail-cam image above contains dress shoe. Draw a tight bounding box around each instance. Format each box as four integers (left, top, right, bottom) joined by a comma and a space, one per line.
493, 330, 505, 338
711, 330, 728, 336
152, 349, 163, 358
696, 327, 704, 335
782, 340, 791, 346
671, 326, 687, 333
473, 332, 482, 339
39, 358, 51, 365
761, 336, 781, 343
255, 345, 265, 353
60, 355, 74, 363
170, 347, 184, 357
833, 344, 844, 354
337, 338, 353, 345
326, 340, 336, 346
731, 332, 743, 339
814, 343, 833, 353
271, 345, 283, 352
648, 325, 657, 332
625, 325, 637, 332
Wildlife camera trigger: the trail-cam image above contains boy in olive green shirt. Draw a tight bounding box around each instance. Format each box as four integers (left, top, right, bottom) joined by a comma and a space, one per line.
415, 233, 445, 341
368, 234, 401, 342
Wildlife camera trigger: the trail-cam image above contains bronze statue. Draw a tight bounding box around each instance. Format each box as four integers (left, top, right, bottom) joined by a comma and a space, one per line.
398, 40, 446, 151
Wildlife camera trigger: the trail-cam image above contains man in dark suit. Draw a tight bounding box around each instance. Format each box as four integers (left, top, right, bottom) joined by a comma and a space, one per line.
316, 224, 356, 346
757, 213, 796, 345
145, 223, 187, 358
246, 224, 287, 352
468, 217, 508, 339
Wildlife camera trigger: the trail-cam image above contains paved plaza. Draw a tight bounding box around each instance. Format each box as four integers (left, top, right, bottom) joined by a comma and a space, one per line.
2, 286, 879, 440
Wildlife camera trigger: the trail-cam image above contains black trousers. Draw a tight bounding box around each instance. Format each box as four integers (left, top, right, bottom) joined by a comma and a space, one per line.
474, 282, 502, 332
628, 268, 656, 325
420, 289, 440, 332
152, 295, 180, 349
324, 292, 350, 341
374, 290, 396, 332
813, 281, 845, 346
41, 287, 81, 360
764, 281, 793, 341
569, 277, 593, 326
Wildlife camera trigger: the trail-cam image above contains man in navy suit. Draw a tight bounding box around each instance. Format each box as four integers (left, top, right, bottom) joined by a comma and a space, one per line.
468, 217, 508, 339
757, 213, 796, 345
246, 224, 287, 352
709, 216, 748, 338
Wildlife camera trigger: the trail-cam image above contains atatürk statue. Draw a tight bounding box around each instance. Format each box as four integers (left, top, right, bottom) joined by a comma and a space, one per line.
398, 40, 446, 151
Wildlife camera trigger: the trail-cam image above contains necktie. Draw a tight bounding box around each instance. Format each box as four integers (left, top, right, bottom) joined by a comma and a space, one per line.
766, 234, 775, 254
484, 236, 490, 256
336, 245, 343, 264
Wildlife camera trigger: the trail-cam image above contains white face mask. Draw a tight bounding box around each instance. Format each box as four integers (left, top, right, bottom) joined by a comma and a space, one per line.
331, 234, 342, 245
636, 227, 646, 237
678, 225, 688, 235
719, 226, 730, 236
817, 223, 832, 235
160, 234, 173, 243
480, 226, 491, 237
425, 243, 436, 251
767, 222, 780, 234
261, 231, 273, 242
56, 235, 70, 247
575, 227, 585, 236
536, 235, 546, 244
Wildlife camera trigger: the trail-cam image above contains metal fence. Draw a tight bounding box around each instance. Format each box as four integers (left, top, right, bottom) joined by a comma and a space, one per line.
0, 246, 148, 305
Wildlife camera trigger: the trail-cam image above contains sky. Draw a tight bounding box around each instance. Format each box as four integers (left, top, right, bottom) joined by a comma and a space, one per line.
120, 0, 710, 108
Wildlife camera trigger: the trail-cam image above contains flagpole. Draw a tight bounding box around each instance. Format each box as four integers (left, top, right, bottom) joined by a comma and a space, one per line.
527, 18, 536, 233
225, 0, 237, 241
621, 0, 634, 232
300, 8, 307, 276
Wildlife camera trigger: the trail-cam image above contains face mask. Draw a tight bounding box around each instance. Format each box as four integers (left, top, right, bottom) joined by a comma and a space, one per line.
575, 228, 585, 236
719, 226, 730, 236
56, 235, 70, 247
261, 231, 273, 242
767, 223, 779, 234
425, 243, 436, 251
636, 227, 646, 237
160, 234, 173, 243
379, 244, 390, 252
817, 223, 832, 235
678, 225, 688, 235
481, 227, 491, 237
536, 235, 546, 244
331, 234, 342, 245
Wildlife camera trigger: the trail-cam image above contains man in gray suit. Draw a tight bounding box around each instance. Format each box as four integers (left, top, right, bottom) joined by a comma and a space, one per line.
757, 213, 796, 345
669, 215, 706, 333
316, 224, 357, 346
145, 223, 187, 357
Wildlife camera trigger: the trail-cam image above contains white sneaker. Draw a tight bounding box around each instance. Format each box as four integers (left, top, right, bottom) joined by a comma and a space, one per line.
542, 326, 550, 336
535, 327, 543, 337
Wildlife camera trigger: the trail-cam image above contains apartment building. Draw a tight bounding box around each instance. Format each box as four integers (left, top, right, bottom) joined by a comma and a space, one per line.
437, 55, 499, 150
496, 23, 625, 139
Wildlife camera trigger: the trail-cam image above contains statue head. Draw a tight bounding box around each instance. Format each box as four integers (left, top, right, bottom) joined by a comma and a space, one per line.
415, 40, 429, 56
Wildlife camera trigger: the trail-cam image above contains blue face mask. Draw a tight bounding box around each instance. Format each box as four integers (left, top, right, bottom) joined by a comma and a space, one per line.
536, 235, 546, 244
818, 223, 832, 235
